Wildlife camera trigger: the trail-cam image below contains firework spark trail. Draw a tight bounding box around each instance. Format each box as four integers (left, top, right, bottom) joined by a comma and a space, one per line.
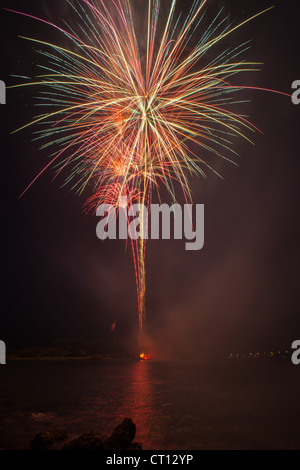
8, 0, 284, 334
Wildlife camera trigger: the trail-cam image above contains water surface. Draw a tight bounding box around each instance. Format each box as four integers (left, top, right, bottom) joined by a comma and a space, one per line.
0, 359, 299, 449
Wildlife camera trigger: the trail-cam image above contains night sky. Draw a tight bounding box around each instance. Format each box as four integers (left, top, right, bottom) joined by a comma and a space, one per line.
0, 0, 299, 356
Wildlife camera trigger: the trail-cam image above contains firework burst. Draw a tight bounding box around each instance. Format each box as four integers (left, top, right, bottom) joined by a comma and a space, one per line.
9, 0, 273, 334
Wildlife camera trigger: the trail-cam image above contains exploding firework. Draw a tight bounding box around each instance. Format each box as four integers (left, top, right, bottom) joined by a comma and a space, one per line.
9, 0, 274, 334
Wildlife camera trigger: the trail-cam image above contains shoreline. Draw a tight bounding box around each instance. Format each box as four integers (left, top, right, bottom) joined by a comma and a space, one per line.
6, 355, 138, 361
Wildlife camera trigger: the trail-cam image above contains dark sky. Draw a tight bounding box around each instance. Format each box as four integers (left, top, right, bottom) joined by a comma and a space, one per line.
0, 0, 299, 356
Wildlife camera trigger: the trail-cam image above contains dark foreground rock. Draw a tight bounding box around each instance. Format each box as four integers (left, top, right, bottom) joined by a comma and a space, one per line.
31, 429, 68, 450
63, 418, 142, 451
31, 418, 142, 450
62, 431, 109, 450
104, 418, 136, 450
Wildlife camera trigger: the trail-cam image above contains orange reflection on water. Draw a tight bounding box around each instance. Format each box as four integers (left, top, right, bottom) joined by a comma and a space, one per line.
119, 360, 155, 449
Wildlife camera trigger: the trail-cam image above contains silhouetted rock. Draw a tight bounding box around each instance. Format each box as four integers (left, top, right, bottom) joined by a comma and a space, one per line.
104, 418, 136, 450
63, 431, 108, 450
31, 418, 142, 450
31, 429, 68, 450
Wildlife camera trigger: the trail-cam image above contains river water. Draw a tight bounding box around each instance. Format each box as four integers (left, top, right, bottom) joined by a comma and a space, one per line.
0, 358, 299, 449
